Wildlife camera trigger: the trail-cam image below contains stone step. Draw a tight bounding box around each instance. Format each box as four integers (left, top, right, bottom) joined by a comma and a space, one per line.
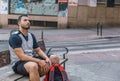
0, 65, 45, 81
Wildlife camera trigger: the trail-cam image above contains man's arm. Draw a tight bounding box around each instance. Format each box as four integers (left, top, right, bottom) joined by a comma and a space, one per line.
13, 47, 41, 63
14, 47, 50, 72
34, 47, 51, 65
31, 33, 51, 65
34, 47, 49, 60
31, 33, 49, 60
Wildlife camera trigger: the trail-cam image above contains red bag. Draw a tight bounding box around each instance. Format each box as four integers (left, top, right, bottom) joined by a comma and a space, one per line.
44, 64, 70, 81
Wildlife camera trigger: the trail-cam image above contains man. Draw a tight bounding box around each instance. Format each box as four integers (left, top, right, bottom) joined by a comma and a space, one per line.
9, 15, 59, 81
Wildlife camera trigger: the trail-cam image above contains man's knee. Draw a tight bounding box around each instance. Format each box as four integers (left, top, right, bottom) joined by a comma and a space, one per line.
50, 55, 59, 64
24, 62, 38, 73
39, 63, 50, 76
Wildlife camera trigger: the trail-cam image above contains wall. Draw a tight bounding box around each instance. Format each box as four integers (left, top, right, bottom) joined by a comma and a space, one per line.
68, 4, 120, 28
0, 14, 8, 27
1, 1, 120, 28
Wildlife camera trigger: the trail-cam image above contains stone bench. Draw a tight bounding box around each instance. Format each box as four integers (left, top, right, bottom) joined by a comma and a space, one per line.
0, 47, 68, 81
0, 59, 67, 81
0, 64, 45, 81
0, 30, 69, 81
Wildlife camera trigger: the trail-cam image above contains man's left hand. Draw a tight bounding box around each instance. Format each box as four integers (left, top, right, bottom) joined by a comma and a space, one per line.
45, 58, 51, 66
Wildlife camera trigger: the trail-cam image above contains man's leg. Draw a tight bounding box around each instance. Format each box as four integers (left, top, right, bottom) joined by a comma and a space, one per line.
24, 62, 40, 81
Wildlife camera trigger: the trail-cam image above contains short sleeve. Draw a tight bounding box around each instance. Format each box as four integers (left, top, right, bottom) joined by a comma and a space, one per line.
9, 34, 22, 49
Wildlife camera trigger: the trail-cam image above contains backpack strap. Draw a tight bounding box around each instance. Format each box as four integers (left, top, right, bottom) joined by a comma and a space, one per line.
44, 66, 55, 81
57, 64, 70, 81
49, 65, 55, 81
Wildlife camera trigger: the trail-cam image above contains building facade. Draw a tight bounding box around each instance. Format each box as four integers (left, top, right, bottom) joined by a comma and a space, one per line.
68, 0, 120, 28
0, 0, 120, 28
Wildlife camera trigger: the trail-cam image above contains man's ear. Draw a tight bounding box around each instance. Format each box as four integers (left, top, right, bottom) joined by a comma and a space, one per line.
18, 21, 20, 26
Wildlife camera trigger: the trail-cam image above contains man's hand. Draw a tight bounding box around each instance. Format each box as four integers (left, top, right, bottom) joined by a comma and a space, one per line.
45, 58, 51, 66
38, 60, 50, 74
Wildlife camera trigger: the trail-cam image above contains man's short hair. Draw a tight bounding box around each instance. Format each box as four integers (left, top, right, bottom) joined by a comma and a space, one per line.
17, 15, 28, 25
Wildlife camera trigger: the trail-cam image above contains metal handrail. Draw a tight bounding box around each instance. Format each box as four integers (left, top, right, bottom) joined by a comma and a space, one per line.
46, 46, 69, 68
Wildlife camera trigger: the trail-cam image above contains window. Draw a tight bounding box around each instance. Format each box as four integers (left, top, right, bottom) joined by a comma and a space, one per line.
8, 19, 17, 25
97, 0, 120, 5
8, 19, 57, 27
9, 0, 58, 16
115, 0, 120, 4
97, 0, 106, 4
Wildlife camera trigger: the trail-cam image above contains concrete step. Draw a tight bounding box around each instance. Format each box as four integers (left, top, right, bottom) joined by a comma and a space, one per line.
0, 65, 44, 81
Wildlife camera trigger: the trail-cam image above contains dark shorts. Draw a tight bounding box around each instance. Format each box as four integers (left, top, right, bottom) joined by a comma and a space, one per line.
12, 61, 28, 76
12, 55, 51, 76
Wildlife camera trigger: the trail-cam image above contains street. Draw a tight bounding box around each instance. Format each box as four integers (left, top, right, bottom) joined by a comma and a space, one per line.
0, 28, 120, 81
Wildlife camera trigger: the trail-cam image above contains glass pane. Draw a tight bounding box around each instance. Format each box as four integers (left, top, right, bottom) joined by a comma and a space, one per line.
97, 0, 106, 3
115, 0, 120, 4
9, 0, 58, 16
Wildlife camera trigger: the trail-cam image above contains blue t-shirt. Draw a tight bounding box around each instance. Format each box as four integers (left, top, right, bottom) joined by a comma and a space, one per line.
9, 31, 39, 49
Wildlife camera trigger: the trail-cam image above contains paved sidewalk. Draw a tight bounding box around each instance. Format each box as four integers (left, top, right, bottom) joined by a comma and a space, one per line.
67, 50, 120, 81
0, 27, 120, 81
0, 27, 120, 41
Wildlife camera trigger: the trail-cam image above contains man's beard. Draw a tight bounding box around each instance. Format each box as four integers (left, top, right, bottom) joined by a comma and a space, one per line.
22, 26, 30, 30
